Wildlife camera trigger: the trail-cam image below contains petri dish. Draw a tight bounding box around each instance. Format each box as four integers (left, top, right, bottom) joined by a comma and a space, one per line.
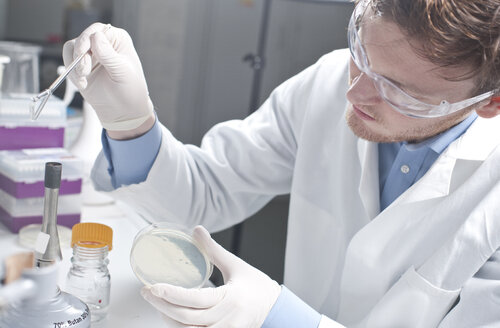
130, 222, 213, 288
18, 224, 72, 249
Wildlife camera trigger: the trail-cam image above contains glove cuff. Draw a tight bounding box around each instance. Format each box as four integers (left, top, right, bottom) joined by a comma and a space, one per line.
101, 112, 152, 131
101, 98, 155, 131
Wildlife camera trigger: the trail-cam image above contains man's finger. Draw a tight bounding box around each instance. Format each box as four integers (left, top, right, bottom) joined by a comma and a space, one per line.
141, 287, 216, 326
192, 226, 241, 279
160, 313, 194, 328
62, 40, 88, 89
73, 22, 109, 57
149, 283, 226, 309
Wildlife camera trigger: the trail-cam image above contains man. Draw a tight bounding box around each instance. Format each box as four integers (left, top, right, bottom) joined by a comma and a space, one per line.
64, 0, 500, 326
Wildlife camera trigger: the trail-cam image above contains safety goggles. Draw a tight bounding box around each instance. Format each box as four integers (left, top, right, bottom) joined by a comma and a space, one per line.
347, 0, 497, 118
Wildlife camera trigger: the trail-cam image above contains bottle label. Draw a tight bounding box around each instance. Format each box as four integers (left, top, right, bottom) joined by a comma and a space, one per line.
52, 307, 90, 328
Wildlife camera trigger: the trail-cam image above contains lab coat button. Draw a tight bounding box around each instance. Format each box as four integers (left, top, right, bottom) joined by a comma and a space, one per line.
401, 165, 410, 174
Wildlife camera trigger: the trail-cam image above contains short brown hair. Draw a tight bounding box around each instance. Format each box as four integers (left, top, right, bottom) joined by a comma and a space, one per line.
366, 0, 500, 95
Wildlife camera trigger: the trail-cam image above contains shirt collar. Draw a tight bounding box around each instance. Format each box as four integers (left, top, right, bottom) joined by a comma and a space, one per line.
403, 112, 478, 154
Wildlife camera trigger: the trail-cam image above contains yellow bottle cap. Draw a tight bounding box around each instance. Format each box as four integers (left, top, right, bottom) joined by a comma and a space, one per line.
71, 222, 113, 251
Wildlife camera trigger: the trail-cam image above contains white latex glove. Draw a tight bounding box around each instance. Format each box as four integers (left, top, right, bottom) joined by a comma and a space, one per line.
62, 23, 154, 131
141, 226, 282, 328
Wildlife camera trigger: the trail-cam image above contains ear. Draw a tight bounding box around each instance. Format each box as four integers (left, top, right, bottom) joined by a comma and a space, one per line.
475, 96, 500, 118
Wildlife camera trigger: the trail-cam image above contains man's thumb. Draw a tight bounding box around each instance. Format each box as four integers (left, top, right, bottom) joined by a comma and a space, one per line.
192, 226, 239, 280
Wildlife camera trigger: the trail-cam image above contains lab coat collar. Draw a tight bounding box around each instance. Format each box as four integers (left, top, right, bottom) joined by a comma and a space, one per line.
445, 115, 500, 161
390, 115, 500, 206
403, 112, 477, 154
357, 139, 380, 219
356, 115, 500, 213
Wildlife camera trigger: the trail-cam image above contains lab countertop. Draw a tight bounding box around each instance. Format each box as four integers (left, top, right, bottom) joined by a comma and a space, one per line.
0, 193, 168, 327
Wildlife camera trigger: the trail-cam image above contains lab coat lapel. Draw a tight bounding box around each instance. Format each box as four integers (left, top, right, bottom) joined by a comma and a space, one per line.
388, 154, 455, 205
338, 163, 458, 324
357, 139, 380, 219
393, 115, 500, 206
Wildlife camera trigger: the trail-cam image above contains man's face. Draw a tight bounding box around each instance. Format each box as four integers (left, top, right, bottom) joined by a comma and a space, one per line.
346, 16, 477, 143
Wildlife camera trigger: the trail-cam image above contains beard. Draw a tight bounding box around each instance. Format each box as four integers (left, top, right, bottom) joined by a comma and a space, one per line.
345, 105, 474, 143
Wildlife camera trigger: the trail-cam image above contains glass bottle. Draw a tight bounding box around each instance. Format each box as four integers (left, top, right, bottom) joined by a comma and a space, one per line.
0, 264, 91, 328
65, 222, 113, 323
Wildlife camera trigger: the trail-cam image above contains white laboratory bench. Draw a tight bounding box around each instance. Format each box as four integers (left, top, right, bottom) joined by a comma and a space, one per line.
0, 194, 168, 327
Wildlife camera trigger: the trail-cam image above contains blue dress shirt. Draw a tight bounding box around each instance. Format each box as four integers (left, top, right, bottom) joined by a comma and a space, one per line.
102, 113, 476, 328
261, 286, 322, 327
378, 113, 477, 211
101, 118, 162, 188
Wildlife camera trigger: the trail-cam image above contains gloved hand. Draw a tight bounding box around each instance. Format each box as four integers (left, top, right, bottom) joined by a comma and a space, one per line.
141, 226, 282, 328
62, 23, 154, 131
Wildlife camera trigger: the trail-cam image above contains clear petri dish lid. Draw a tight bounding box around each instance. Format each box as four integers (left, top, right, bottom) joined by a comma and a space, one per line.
130, 222, 213, 289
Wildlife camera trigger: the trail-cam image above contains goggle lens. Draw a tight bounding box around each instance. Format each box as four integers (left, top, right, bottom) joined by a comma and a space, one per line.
347, 0, 496, 118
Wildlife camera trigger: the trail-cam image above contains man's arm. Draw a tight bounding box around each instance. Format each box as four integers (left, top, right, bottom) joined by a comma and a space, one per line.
90, 53, 329, 232
101, 116, 162, 188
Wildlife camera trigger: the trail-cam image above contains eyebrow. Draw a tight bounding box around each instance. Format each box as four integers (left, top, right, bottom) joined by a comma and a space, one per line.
357, 27, 430, 97
379, 73, 426, 96
360, 43, 427, 97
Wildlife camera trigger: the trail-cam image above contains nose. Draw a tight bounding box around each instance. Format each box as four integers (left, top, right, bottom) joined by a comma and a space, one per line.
346, 62, 382, 106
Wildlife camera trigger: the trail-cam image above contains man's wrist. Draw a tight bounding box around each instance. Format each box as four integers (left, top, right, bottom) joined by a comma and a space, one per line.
106, 112, 156, 140
262, 285, 321, 328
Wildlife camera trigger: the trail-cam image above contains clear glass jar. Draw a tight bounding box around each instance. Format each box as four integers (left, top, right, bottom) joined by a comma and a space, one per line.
66, 244, 110, 323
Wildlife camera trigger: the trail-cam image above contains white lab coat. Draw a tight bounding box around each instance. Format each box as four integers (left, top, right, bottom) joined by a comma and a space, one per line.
91, 49, 500, 327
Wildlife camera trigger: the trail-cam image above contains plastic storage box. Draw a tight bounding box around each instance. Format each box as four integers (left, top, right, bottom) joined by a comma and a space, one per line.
0, 148, 83, 198
0, 190, 81, 233
0, 94, 66, 150
0, 41, 41, 94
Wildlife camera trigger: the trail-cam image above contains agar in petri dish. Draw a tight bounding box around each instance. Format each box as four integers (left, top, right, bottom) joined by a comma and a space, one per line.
130, 224, 213, 288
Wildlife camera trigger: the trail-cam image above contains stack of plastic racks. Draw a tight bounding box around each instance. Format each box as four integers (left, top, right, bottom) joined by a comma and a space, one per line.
0, 94, 66, 149
0, 94, 84, 233
0, 148, 83, 232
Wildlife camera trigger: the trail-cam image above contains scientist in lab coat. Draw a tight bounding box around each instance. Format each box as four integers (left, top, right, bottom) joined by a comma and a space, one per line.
63, 0, 500, 326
